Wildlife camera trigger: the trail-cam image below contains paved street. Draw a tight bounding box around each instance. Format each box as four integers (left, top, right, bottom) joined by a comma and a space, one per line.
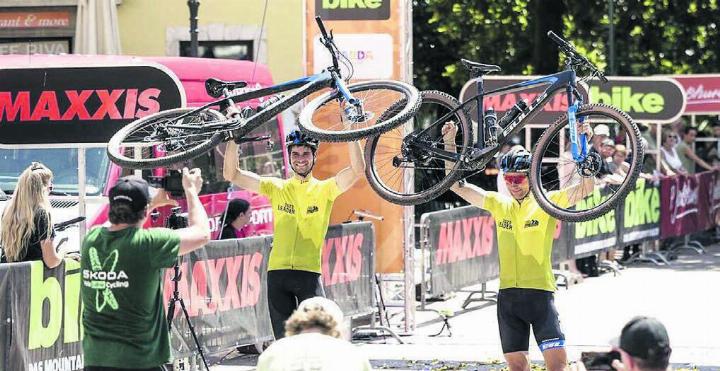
215, 242, 720, 370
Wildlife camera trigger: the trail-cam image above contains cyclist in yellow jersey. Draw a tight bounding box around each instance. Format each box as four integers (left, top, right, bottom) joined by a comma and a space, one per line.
442, 122, 595, 371
224, 129, 364, 340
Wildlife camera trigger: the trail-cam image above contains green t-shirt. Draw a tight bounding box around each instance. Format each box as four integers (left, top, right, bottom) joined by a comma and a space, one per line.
80, 226, 180, 368
675, 141, 695, 173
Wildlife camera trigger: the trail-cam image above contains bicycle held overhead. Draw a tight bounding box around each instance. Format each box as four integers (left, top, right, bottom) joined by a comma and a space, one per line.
106, 16, 421, 170
365, 31, 642, 222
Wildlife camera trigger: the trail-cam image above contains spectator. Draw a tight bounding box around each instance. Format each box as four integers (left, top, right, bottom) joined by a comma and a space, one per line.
639, 123, 658, 174
676, 126, 714, 174
611, 316, 672, 371
705, 120, 720, 162
0, 162, 68, 268
659, 129, 685, 175
219, 198, 252, 239
611, 144, 631, 176
257, 297, 372, 371
601, 138, 617, 173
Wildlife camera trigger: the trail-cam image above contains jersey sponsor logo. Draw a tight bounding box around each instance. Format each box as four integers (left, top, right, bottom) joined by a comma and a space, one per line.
84, 248, 128, 311
277, 203, 295, 214
498, 219, 513, 230
524, 219, 539, 228
307, 205, 319, 214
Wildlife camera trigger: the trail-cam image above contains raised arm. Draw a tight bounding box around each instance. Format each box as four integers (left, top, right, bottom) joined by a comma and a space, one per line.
335, 139, 366, 193
442, 122, 488, 206
223, 140, 262, 193
176, 168, 211, 255
682, 145, 714, 171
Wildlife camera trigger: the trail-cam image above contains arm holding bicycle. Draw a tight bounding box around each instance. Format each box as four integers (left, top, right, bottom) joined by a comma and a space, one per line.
335, 135, 366, 193
442, 122, 488, 206
563, 123, 598, 206
223, 140, 266, 193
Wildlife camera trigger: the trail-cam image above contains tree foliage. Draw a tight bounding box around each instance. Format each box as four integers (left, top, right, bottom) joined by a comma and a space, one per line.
413, 0, 720, 94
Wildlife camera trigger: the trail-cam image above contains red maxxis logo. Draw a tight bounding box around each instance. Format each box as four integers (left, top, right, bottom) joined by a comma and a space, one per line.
435, 215, 495, 265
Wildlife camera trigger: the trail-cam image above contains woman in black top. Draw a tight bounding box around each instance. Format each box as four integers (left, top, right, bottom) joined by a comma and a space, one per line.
219, 198, 251, 240
0, 162, 66, 268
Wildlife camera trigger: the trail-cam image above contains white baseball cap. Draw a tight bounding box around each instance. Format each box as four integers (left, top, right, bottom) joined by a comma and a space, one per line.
594, 124, 610, 137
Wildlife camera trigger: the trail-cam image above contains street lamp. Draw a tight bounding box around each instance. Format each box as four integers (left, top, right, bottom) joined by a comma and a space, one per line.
187, 0, 200, 57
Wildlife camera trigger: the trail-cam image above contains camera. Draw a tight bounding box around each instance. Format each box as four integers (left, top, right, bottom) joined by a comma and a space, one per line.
581, 351, 621, 370
149, 170, 184, 197
166, 207, 188, 230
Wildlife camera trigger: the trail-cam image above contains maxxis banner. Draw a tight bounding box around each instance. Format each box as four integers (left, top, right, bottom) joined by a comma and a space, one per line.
322, 222, 375, 318
165, 237, 273, 362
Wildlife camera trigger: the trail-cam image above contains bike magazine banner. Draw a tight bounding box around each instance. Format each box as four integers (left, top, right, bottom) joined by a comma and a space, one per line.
5, 260, 84, 371
423, 206, 498, 297
570, 186, 618, 257
616, 178, 661, 245
322, 222, 375, 317
660, 173, 708, 239
164, 236, 273, 361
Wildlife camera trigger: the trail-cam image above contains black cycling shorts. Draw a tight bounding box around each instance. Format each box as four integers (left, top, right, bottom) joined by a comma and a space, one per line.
497, 288, 565, 354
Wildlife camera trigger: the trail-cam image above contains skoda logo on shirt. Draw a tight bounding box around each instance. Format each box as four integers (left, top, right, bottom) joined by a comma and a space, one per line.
84, 248, 130, 312
498, 219, 513, 230
524, 219, 539, 228
307, 205, 319, 214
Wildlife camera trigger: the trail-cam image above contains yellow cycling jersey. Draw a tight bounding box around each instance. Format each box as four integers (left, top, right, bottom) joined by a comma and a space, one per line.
481, 191, 569, 292
260, 176, 341, 273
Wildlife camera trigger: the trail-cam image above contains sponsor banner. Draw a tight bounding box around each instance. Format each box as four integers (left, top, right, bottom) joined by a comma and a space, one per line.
660, 173, 708, 238
572, 186, 618, 257
322, 222, 375, 317
709, 170, 720, 223
315, 0, 391, 20
312, 34, 393, 79
459, 76, 590, 125
617, 178, 661, 245
423, 206, 498, 296
672, 75, 720, 114
696, 170, 717, 231
7, 261, 84, 371
164, 237, 273, 361
587, 77, 686, 124
0, 65, 184, 145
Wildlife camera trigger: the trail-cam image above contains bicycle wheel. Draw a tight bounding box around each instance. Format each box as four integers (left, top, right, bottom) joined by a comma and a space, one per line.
107, 108, 226, 169
365, 90, 472, 205
530, 103, 642, 222
299, 80, 420, 142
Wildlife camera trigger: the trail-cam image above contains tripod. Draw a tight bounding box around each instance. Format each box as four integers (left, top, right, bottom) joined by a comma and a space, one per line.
165, 208, 209, 371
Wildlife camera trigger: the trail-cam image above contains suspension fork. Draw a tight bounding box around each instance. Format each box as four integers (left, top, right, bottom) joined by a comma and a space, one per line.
567, 85, 588, 162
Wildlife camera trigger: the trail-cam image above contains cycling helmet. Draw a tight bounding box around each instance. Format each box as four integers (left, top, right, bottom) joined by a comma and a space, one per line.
500, 146, 531, 173
285, 130, 319, 153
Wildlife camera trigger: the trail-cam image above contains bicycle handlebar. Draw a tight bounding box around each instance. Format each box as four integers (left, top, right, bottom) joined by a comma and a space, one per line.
315, 16, 340, 72
315, 16, 329, 39
54, 216, 85, 232
547, 31, 608, 83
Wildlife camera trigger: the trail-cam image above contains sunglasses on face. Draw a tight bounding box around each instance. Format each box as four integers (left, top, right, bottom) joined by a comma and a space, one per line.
503, 174, 527, 185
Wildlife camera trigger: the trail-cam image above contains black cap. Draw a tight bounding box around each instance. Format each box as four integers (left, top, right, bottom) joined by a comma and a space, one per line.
617, 317, 672, 361
109, 176, 150, 213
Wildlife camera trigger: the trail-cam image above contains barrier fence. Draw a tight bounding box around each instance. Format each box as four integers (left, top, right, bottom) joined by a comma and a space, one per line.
0, 221, 375, 371
420, 172, 717, 300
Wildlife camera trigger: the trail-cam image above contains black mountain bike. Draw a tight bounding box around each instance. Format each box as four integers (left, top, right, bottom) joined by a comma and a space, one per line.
365, 32, 642, 222
107, 17, 420, 169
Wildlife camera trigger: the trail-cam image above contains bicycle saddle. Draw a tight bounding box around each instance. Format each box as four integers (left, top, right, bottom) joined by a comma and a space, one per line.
460, 59, 501, 74
205, 78, 248, 98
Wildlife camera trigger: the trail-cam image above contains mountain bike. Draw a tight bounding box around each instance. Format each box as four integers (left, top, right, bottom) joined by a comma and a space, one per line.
107, 17, 420, 169
365, 31, 642, 222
